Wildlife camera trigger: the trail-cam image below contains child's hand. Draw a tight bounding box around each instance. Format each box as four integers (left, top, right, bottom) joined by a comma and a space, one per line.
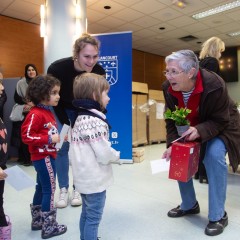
64, 135, 68, 142
0, 168, 7, 180
51, 134, 60, 143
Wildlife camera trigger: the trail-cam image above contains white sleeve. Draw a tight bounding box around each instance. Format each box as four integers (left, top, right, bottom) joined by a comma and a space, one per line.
82, 118, 120, 165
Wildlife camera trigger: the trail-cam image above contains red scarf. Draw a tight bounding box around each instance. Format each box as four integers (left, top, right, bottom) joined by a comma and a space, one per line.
168, 71, 203, 126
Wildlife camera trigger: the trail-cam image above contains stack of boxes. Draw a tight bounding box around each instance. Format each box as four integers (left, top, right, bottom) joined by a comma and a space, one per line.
132, 82, 148, 147
148, 89, 166, 144
132, 82, 167, 163
132, 147, 145, 163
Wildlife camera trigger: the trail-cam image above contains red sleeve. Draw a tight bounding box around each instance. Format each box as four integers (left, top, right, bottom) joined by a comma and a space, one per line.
21, 112, 49, 146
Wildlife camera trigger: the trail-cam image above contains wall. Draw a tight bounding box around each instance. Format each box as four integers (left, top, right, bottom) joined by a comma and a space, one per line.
0, 15, 43, 77
132, 49, 166, 90
1, 15, 240, 100
226, 49, 240, 102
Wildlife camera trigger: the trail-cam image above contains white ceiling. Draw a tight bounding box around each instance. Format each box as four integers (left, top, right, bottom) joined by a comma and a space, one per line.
1, 0, 240, 56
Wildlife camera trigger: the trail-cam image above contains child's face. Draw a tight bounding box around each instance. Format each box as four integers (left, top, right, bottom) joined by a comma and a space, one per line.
101, 89, 110, 109
41, 85, 60, 106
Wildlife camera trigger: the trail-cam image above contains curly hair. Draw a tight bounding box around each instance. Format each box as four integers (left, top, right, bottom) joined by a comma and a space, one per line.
26, 74, 60, 105
72, 33, 100, 60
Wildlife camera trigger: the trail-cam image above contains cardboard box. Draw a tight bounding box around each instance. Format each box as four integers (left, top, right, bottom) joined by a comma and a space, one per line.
148, 90, 166, 142
169, 142, 200, 182
132, 147, 145, 163
132, 82, 148, 146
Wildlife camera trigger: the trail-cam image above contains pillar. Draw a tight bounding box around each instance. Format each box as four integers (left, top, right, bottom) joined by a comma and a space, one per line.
43, 0, 86, 72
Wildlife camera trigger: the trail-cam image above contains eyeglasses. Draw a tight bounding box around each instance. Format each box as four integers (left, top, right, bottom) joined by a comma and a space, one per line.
163, 70, 184, 77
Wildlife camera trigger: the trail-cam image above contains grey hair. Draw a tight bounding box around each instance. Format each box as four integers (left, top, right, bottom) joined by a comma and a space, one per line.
165, 50, 199, 78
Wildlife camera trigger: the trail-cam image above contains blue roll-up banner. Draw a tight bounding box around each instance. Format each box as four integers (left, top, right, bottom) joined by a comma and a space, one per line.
94, 32, 132, 163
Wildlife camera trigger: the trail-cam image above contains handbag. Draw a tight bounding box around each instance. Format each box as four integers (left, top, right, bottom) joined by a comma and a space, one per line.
9, 103, 24, 121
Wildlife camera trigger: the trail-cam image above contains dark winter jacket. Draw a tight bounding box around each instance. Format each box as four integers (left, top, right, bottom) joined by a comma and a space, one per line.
162, 68, 240, 172
199, 57, 220, 75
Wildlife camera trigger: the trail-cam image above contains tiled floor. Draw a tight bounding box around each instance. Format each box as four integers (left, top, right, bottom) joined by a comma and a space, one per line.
5, 143, 240, 240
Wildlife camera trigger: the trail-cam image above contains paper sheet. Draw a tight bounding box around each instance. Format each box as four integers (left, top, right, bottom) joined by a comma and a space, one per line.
150, 159, 170, 174
4, 165, 36, 191
55, 124, 70, 149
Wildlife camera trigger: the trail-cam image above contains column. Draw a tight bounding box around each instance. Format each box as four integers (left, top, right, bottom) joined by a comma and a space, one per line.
43, 0, 86, 72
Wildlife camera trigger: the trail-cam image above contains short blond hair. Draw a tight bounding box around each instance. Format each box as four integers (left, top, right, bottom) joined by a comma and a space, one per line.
73, 73, 109, 110
199, 37, 225, 60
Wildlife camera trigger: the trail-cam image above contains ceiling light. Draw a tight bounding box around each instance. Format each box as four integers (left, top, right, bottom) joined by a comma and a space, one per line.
228, 31, 240, 37
172, 0, 186, 8
192, 0, 240, 19
40, 4, 46, 37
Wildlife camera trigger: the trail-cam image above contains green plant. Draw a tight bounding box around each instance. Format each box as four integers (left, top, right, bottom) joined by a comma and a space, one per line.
164, 106, 191, 126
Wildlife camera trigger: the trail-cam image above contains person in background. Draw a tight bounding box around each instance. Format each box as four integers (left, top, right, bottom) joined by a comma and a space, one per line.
47, 33, 105, 208
162, 50, 240, 236
0, 72, 7, 119
0, 77, 11, 240
199, 36, 225, 75
11, 64, 38, 166
196, 37, 225, 183
70, 72, 120, 240
21, 75, 67, 239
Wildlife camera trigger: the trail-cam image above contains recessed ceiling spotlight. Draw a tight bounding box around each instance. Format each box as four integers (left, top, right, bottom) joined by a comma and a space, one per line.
104, 6, 111, 10
172, 0, 186, 8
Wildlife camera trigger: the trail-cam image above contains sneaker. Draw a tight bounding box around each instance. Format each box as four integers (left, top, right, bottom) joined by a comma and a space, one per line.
71, 190, 82, 207
167, 201, 200, 218
55, 188, 69, 208
205, 212, 228, 236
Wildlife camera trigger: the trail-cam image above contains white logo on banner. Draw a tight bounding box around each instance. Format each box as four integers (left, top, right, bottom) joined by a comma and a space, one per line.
98, 56, 118, 85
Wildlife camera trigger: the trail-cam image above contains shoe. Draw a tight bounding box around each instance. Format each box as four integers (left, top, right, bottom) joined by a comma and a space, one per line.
205, 212, 228, 236
42, 208, 67, 239
71, 190, 82, 207
168, 201, 200, 218
55, 188, 69, 208
23, 161, 32, 166
30, 204, 42, 231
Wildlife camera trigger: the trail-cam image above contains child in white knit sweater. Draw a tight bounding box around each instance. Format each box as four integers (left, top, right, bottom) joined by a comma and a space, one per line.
70, 72, 120, 240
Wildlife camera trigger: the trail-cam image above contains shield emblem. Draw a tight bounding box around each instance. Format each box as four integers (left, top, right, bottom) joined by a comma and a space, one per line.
98, 56, 118, 85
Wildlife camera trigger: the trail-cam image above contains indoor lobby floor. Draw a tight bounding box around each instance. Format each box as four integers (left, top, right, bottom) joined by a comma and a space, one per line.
4, 143, 240, 240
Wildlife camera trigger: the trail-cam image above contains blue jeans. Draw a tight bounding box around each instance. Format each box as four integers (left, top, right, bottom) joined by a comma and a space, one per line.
80, 191, 106, 240
56, 141, 69, 189
53, 108, 77, 190
32, 156, 56, 212
51, 107, 70, 190
178, 137, 227, 221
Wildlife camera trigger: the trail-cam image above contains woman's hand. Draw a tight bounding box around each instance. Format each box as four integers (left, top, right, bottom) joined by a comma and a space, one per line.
162, 146, 172, 161
0, 167, 7, 180
182, 126, 200, 141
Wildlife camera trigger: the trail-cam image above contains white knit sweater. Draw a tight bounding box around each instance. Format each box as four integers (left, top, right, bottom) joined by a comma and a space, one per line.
70, 109, 120, 194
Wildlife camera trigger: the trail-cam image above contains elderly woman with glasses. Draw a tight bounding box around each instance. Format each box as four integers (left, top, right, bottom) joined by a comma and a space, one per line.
162, 49, 240, 236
